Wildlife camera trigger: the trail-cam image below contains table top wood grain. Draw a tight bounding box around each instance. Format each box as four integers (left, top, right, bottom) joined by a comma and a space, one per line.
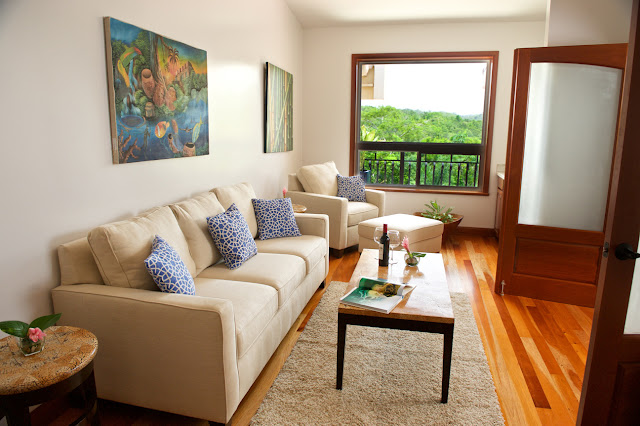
339, 249, 454, 324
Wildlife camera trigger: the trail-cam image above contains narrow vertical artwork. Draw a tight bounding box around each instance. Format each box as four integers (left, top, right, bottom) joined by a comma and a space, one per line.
265, 63, 293, 153
104, 17, 209, 164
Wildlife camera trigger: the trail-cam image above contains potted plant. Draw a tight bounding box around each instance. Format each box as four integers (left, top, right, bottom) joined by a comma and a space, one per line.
0, 313, 61, 356
416, 200, 463, 241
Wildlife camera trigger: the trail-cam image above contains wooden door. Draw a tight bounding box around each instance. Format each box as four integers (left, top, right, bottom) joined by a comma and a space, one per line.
579, 1, 640, 423
495, 43, 628, 307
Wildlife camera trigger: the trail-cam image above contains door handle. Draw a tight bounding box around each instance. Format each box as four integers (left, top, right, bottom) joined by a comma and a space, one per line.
614, 243, 640, 260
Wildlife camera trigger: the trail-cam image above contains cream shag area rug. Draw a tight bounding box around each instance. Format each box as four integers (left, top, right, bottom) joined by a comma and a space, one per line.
252, 281, 504, 426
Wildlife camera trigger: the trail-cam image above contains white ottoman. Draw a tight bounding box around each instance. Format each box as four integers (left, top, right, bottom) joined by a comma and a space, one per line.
358, 214, 444, 253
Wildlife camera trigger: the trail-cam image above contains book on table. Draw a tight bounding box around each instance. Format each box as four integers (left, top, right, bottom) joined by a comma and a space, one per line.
340, 277, 415, 314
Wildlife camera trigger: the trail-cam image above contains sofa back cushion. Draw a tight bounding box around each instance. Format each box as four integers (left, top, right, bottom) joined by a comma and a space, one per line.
170, 192, 225, 275
88, 206, 196, 290
296, 161, 339, 196
213, 182, 258, 238
58, 237, 105, 286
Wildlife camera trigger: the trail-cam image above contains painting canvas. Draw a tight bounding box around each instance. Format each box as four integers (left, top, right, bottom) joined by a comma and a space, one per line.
104, 17, 209, 164
265, 63, 293, 153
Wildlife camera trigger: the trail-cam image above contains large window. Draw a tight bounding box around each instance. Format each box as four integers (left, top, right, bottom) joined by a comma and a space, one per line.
350, 52, 498, 195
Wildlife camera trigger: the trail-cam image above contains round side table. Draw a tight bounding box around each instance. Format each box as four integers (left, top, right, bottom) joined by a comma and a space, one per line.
0, 326, 99, 425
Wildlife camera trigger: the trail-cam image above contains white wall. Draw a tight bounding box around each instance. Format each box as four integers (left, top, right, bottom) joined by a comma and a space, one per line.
545, 0, 632, 46
300, 21, 546, 228
0, 0, 302, 329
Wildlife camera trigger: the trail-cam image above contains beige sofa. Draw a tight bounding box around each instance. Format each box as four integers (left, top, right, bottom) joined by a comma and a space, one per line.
287, 161, 385, 257
51, 182, 329, 425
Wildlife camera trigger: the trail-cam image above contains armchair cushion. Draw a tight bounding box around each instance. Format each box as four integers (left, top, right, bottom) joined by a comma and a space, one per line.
296, 161, 339, 196
347, 202, 379, 227
251, 198, 301, 240
337, 174, 366, 202
144, 236, 196, 295
207, 204, 258, 270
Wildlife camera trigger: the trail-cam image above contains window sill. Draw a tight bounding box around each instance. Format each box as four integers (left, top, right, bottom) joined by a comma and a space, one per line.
365, 185, 489, 196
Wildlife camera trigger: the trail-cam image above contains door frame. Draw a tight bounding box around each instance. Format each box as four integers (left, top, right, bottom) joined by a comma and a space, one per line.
579, 0, 640, 422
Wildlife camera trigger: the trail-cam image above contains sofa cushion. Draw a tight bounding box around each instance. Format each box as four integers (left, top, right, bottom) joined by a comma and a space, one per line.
194, 278, 278, 358
255, 235, 326, 274
207, 204, 258, 270
198, 253, 305, 308
88, 206, 196, 290
337, 174, 366, 202
251, 198, 301, 240
296, 161, 339, 196
213, 183, 258, 238
347, 202, 379, 227
144, 236, 196, 295
170, 192, 225, 275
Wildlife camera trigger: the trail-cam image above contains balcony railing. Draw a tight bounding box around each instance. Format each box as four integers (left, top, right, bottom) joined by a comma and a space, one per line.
359, 149, 480, 188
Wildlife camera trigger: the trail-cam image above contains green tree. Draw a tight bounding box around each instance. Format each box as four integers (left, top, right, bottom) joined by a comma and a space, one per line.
359, 105, 483, 187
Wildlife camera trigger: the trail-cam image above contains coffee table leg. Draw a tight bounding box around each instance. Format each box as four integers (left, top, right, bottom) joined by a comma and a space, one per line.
441, 326, 454, 403
336, 314, 347, 390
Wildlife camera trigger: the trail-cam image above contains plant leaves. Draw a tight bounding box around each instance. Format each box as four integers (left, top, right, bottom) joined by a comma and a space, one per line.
0, 320, 29, 338
29, 313, 62, 331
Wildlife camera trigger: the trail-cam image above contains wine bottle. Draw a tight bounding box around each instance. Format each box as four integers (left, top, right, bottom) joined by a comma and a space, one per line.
379, 224, 390, 267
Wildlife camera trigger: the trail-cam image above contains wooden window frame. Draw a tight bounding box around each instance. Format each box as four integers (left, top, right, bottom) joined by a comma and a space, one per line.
349, 51, 499, 195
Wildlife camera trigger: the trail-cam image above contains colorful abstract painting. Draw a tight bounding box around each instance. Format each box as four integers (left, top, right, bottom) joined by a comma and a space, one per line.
265, 63, 293, 153
104, 17, 209, 164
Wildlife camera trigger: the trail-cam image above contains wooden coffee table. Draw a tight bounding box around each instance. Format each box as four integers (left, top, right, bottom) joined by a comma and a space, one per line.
336, 249, 455, 403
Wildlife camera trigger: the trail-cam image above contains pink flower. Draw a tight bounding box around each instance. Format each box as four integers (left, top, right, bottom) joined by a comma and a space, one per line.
283, 187, 288, 198
402, 236, 410, 252
28, 327, 46, 342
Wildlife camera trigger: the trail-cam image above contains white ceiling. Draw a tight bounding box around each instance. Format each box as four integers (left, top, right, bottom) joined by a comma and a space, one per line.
284, 0, 548, 28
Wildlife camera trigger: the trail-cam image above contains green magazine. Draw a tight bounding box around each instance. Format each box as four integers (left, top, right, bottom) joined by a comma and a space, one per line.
340, 277, 415, 314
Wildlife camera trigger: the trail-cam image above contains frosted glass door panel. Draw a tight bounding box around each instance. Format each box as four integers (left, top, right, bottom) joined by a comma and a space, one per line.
518, 63, 622, 231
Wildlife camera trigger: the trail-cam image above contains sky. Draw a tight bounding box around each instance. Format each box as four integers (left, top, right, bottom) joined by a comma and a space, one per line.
362, 62, 487, 116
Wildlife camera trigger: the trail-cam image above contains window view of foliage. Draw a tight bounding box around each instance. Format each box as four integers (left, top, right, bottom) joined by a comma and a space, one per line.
359, 105, 483, 187
360, 106, 482, 144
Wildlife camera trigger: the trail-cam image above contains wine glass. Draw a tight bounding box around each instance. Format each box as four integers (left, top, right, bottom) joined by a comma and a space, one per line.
373, 227, 383, 259
388, 230, 400, 264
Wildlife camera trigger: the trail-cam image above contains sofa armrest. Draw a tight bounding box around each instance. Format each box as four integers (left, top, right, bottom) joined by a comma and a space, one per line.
365, 189, 386, 216
295, 213, 330, 275
295, 213, 329, 240
287, 191, 348, 249
51, 284, 239, 423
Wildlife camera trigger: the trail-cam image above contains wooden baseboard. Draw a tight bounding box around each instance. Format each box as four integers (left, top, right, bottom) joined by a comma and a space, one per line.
455, 226, 497, 237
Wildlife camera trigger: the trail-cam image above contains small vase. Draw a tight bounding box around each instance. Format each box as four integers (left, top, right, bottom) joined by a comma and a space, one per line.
16, 336, 45, 356
404, 253, 420, 267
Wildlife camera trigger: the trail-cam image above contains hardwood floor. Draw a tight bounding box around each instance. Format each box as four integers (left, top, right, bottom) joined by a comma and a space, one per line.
32, 237, 592, 425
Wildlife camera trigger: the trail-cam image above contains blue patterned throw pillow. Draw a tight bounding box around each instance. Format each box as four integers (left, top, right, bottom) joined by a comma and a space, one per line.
251, 198, 302, 240
336, 174, 366, 202
144, 236, 195, 295
207, 204, 258, 269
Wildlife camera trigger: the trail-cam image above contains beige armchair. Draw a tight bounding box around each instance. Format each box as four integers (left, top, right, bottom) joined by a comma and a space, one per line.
287, 161, 385, 257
